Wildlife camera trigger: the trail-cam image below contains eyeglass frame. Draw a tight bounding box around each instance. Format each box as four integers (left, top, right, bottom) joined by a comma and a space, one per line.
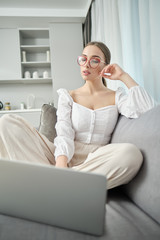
77, 55, 106, 69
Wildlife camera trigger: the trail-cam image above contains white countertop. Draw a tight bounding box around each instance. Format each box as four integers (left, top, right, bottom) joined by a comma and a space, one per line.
0, 109, 41, 114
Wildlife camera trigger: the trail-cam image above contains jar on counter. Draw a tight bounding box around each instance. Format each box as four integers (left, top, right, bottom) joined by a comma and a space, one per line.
5, 102, 11, 110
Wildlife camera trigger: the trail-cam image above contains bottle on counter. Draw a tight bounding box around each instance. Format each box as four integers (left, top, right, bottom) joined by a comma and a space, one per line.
5, 102, 11, 110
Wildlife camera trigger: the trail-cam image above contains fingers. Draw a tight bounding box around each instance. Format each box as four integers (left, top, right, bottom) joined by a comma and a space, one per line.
100, 64, 116, 78
100, 63, 124, 80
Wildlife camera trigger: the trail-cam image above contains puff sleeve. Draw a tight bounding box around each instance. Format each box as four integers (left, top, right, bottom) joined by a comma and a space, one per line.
115, 85, 156, 118
54, 88, 75, 163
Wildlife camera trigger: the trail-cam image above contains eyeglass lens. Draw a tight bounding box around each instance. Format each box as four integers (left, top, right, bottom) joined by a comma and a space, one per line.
78, 56, 100, 68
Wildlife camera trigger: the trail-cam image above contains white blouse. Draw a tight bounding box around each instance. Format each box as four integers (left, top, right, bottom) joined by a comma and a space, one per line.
54, 86, 155, 163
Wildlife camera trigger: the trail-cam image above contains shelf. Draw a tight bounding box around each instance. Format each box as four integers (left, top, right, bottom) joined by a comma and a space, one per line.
0, 78, 52, 84
19, 29, 51, 79
21, 45, 50, 52
0, 109, 41, 114
21, 61, 51, 67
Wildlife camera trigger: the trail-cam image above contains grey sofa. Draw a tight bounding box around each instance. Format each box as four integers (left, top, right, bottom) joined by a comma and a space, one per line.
0, 104, 160, 240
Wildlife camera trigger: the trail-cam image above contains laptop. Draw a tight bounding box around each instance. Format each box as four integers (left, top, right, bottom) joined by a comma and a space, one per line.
0, 159, 107, 236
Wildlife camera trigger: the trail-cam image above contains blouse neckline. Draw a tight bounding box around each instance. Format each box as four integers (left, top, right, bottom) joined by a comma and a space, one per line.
68, 91, 116, 111
59, 88, 118, 111
73, 101, 116, 111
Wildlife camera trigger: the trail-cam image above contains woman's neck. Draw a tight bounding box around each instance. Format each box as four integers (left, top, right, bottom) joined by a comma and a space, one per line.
83, 80, 107, 94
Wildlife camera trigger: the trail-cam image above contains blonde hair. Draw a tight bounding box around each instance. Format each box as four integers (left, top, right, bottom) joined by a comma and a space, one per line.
85, 41, 111, 87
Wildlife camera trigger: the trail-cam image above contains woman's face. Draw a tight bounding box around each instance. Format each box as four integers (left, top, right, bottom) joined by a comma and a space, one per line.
80, 45, 106, 81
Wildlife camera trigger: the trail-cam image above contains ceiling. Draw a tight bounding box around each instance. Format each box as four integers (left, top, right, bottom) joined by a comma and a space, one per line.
0, 0, 89, 9
0, 0, 92, 28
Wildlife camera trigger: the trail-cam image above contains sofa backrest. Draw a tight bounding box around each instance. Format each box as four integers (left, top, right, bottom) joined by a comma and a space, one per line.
111, 105, 160, 224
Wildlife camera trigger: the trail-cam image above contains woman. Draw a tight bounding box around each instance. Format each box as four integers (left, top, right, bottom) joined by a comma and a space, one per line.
0, 41, 155, 189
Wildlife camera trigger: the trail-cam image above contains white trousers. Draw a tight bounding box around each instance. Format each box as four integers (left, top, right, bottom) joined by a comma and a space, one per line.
0, 114, 143, 189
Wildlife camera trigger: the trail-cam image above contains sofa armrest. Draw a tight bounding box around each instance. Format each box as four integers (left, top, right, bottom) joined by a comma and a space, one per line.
38, 104, 57, 142
111, 105, 160, 224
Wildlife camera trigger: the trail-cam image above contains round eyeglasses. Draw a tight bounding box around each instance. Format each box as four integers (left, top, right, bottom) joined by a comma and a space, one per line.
77, 56, 106, 69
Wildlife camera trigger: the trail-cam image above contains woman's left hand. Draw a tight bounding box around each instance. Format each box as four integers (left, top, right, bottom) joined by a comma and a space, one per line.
100, 63, 125, 81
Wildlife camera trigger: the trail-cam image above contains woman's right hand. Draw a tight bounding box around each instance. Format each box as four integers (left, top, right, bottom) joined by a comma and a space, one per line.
100, 63, 125, 80
100, 63, 138, 88
55, 155, 68, 168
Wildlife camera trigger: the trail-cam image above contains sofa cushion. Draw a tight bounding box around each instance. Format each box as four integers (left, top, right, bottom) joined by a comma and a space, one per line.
111, 105, 160, 224
0, 190, 160, 240
38, 104, 57, 142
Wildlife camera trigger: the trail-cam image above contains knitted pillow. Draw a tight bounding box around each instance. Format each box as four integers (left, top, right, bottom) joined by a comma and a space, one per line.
38, 104, 57, 142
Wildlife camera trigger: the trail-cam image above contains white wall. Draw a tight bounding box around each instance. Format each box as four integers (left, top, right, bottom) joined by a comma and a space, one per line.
49, 23, 84, 107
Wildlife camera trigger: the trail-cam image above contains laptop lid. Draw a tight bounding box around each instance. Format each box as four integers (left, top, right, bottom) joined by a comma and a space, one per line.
0, 159, 107, 236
